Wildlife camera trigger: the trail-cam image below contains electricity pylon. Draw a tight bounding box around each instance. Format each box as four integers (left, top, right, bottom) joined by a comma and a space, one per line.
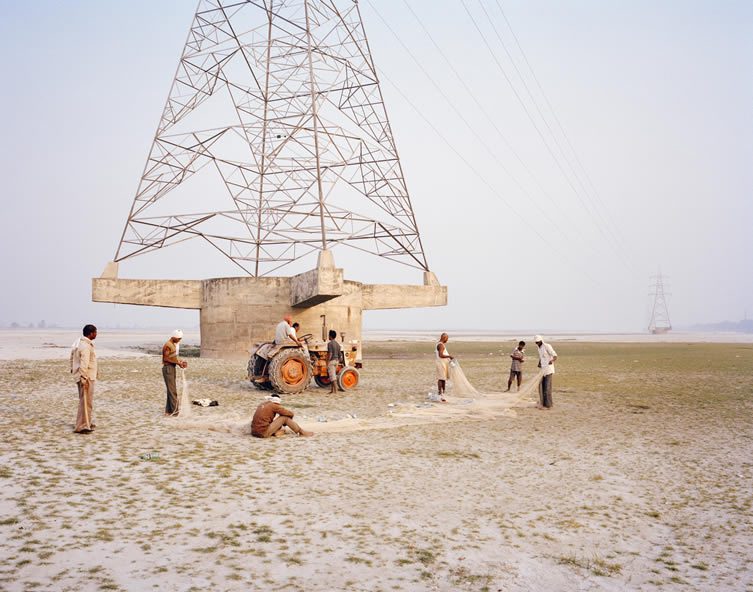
114, 0, 427, 277
648, 270, 672, 334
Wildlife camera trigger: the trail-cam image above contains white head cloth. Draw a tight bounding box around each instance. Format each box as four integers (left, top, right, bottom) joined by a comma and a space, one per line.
534, 335, 543, 342
172, 329, 184, 339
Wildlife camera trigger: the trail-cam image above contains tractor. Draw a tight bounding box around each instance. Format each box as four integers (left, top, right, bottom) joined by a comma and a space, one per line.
248, 334, 361, 394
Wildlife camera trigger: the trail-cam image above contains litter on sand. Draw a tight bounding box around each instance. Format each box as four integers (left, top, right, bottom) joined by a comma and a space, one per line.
192, 399, 219, 407
139, 452, 160, 461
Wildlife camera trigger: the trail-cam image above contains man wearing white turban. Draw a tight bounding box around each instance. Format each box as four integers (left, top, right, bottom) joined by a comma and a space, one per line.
162, 330, 188, 416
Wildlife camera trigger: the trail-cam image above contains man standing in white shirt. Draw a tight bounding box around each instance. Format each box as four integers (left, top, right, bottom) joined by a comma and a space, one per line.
71, 324, 98, 433
535, 335, 557, 409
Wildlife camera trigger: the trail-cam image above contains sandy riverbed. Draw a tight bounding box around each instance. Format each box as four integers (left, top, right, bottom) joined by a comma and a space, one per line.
0, 334, 752, 591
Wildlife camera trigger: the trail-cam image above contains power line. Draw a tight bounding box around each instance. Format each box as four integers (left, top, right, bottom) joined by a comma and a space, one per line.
491, 0, 634, 265
364, 0, 625, 289
376, 66, 615, 293
397, 0, 600, 255
459, 0, 632, 271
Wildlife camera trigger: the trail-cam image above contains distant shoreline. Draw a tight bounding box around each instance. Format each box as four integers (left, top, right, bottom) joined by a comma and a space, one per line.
0, 327, 751, 361
363, 329, 753, 343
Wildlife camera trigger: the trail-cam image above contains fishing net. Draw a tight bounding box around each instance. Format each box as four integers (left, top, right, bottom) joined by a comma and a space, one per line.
448, 359, 542, 399
176, 367, 192, 417
448, 360, 480, 396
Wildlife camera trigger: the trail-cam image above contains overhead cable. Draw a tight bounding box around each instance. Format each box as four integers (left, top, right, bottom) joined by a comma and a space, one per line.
365, 0, 624, 288
492, 0, 633, 260
460, 0, 632, 271
397, 0, 599, 255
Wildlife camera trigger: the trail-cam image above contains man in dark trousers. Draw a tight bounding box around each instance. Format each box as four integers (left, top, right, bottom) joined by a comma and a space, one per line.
251, 395, 313, 438
506, 341, 526, 392
162, 329, 188, 416
327, 329, 342, 393
535, 335, 558, 409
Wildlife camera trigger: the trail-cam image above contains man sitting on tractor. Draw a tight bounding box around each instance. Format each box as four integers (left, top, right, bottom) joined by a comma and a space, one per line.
251, 395, 314, 438
275, 314, 303, 347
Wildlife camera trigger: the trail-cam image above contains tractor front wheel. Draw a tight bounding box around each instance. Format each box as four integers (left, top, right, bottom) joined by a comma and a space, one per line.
337, 366, 360, 391
269, 348, 312, 394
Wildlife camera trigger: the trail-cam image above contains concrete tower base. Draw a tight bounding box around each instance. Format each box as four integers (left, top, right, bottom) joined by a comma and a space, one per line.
92, 252, 447, 359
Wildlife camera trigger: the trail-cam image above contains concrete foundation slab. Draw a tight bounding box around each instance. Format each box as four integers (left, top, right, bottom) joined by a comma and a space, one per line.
92, 253, 447, 359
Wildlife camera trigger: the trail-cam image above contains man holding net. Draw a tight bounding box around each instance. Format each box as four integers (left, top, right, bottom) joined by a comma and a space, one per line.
535, 335, 558, 409
506, 341, 526, 392
162, 329, 188, 416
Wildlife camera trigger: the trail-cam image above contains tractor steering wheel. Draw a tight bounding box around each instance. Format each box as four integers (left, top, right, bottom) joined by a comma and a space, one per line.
299, 333, 314, 342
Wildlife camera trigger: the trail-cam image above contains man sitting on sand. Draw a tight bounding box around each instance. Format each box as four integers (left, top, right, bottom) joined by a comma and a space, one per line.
251, 395, 314, 438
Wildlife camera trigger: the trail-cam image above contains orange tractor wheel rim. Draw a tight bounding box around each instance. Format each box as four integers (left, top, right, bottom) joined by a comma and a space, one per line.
281, 359, 305, 384
341, 370, 357, 388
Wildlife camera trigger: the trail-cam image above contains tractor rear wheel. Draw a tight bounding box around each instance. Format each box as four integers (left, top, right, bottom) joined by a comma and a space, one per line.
250, 355, 272, 390
269, 348, 312, 394
337, 366, 360, 391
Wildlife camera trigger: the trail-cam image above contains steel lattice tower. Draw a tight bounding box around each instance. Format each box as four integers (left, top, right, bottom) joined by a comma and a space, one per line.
114, 0, 428, 277
648, 270, 672, 334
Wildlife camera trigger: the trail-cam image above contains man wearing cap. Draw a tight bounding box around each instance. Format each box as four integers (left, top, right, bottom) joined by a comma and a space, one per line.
251, 395, 314, 438
535, 335, 558, 409
162, 330, 188, 416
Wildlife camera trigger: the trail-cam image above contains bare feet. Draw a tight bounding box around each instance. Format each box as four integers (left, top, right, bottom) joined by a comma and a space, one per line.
299, 430, 315, 437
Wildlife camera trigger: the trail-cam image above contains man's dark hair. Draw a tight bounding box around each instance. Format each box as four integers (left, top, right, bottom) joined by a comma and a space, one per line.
328, 329, 337, 340
83, 324, 97, 337
292, 322, 300, 330
518, 340, 526, 346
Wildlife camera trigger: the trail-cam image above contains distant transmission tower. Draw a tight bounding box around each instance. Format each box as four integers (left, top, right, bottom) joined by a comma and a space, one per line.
114, 0, 428, 277
648, 270, 672, 334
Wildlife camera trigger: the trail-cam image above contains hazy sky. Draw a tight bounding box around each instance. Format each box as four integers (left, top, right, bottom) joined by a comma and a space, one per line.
0, 0, 751, 332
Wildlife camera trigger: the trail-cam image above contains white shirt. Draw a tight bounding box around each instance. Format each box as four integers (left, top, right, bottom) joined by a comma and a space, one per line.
537, 342, 557, 376
274, 321, 295, 345
435, 342, 449, 359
